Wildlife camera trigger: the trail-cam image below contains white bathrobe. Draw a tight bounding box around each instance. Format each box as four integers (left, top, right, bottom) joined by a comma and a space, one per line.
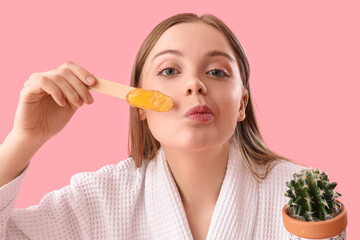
0, 142, 305, 239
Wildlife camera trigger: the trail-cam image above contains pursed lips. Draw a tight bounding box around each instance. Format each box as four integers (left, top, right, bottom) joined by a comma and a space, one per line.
184, 104, 214, 117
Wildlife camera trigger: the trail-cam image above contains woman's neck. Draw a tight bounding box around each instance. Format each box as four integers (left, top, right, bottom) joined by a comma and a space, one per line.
162, 142, 229, 210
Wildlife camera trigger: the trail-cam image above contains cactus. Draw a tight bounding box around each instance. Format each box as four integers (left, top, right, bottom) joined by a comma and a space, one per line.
284, 168, 342, 222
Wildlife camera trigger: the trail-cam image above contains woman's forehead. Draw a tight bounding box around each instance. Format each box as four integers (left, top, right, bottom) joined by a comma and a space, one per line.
149, 22, 235, 60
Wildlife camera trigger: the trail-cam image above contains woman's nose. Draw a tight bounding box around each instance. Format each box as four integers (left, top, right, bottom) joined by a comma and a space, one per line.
185, 77, 208, 95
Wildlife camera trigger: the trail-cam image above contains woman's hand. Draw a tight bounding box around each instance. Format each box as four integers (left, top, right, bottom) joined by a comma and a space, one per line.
11, 61, 96, 144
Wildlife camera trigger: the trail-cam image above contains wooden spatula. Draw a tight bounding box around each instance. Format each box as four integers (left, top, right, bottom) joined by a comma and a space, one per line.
89, 78, 173, 112
89, 78, 135, 100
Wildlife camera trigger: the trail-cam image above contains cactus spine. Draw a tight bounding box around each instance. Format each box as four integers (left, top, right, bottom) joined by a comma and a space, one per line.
285, 168, 342, 221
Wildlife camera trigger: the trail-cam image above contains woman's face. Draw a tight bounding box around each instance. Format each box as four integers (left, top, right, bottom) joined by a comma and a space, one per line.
139, 22, 248, 151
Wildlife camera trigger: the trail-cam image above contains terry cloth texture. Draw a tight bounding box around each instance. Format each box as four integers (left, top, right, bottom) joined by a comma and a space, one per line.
0, 142, 305, 239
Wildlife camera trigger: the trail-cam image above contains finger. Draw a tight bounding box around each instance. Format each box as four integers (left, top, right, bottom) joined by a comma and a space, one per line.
25, 76, 66, 107
24, 72, 40, 88
59, 67, 94, 104
50, 75, 83, 107
58, 61, 97, 87
24, 79, 31, 88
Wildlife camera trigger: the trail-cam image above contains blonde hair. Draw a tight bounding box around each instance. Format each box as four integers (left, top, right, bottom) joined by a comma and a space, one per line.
127, 13, 296, 183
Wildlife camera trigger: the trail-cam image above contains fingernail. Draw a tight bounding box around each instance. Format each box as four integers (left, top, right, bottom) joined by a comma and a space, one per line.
87, 94, 93, 103
61, 97, 67, 106
86, 76, 95, 85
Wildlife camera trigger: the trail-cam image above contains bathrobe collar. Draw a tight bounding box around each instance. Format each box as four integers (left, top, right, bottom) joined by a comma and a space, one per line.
144, 142, 259, 239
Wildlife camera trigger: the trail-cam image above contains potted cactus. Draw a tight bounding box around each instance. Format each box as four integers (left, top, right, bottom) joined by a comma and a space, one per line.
282, 168, 348, 239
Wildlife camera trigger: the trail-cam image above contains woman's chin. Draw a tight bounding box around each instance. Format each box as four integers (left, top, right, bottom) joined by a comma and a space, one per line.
161, 140, 221, 151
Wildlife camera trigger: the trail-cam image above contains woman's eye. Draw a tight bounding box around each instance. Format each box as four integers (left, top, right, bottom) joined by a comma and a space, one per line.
207, 69, 230, 78
157, 68, 179, 76
156, 68, 229, 78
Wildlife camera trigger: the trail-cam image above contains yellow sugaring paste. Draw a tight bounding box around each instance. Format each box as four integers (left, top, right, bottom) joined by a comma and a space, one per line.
126, 88, 173, 112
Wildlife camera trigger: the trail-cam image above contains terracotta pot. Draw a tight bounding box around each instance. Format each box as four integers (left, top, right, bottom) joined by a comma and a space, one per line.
282, 200, 347, 239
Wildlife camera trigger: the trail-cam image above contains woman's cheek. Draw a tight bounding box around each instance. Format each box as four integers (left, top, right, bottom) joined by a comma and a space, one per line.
219, 99, 241, 127
145, 112, 171, 139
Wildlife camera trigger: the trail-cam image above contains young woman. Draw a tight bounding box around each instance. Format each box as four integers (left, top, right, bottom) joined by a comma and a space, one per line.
0, 13, 305, 239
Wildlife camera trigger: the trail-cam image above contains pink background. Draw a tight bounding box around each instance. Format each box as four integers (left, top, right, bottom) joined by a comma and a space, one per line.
1, 0, 358, 238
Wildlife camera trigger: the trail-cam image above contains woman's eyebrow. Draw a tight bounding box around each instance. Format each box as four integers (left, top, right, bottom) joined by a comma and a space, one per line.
207, 50, 235, 63
151, 49, 235, 63
152, 49, 183, 62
